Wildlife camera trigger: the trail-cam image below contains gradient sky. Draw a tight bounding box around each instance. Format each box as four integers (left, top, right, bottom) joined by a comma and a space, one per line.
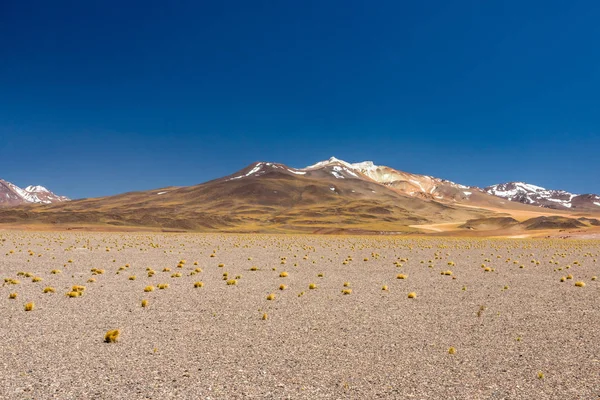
1, 0, 599, 199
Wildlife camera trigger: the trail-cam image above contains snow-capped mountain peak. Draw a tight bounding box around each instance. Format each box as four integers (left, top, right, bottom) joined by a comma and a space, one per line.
0, 179, 69, 207
24, 185, 50, 193
302, 157, 477, 200
485, 182, 579, 209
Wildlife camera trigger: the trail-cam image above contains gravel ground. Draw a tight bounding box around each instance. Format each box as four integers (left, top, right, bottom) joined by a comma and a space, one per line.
0, 232, 599, 399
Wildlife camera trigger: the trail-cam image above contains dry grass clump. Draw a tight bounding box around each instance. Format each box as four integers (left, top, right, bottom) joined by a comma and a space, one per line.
477, 305, 486, 317
441, 270, 453, 276
32, 276, 43, 282
91, 268, 105, 275
343, 282, 350, 287
72, 285, 86, 293
226, 279, 237, 285
24, 302, 34, 311
104, 329, 120, 343
341, 289, 352, 295
407, 292, 417, 299
592, 276, 597, 281
162, 267, 171, 272
279, 284, 287, 290
129, 275, 136, 280
87, 278, 96, 283
194, 268, 202, 273
382, 285, 388, 291
266, 293, 276, 300
262, 313, 268, 320
5, 278, 20, 285
218, 263, 224, 268
157, 283, 169, 289
9, 292, 17, 299
309, 283, 317, 290
194, 281, 204, 288
250, 266, 258, 271
141, 299, 148, 307
574, 281, 585, 287
144, 285, 155, 292
566, 274, 573, 280
396, 274, 407, 279
448, 347, 456, 355
43, 287, 55, 293
171, 273, 182, 278
279, 271, 288, 278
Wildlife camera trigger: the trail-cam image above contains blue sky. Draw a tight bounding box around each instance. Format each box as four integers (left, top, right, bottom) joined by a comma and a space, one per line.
1, 0, 599, 199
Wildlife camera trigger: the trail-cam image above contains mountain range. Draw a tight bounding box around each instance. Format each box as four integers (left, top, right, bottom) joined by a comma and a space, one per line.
1, 157, 598, 235
0, 180, 69, 207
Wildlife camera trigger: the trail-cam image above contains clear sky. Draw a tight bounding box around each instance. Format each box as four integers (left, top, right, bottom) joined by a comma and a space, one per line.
1, 0, 599, 199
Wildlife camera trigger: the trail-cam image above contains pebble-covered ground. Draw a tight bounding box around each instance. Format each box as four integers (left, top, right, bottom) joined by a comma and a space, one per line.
1, 232, 599, 399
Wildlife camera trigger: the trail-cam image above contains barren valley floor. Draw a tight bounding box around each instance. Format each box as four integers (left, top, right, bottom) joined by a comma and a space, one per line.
1, 232, 599, 399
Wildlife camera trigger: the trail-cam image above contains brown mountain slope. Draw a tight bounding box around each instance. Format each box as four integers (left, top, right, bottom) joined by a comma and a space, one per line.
0, 162, 491, 233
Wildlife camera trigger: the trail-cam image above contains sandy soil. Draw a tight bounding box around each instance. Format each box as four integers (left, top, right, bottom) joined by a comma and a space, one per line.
1, 231, 599, 399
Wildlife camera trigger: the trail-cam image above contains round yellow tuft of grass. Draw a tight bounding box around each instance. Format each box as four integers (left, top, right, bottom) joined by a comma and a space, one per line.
407, 292, 417, 299
266, 293, 276, 300
24, 302, 34, 311
448, 347, 456, 354
574, 281, 585, 287
43, 287, 55, 293
104, 329, 120, 343
308, 283, 317, 290
194, 281, 204, 288
396, 274, 407, 280
144, 285, 154, 292
279, 271, 288, 278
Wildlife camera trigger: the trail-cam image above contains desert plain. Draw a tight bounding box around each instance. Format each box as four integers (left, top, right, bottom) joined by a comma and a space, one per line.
0, 231, 599, 399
